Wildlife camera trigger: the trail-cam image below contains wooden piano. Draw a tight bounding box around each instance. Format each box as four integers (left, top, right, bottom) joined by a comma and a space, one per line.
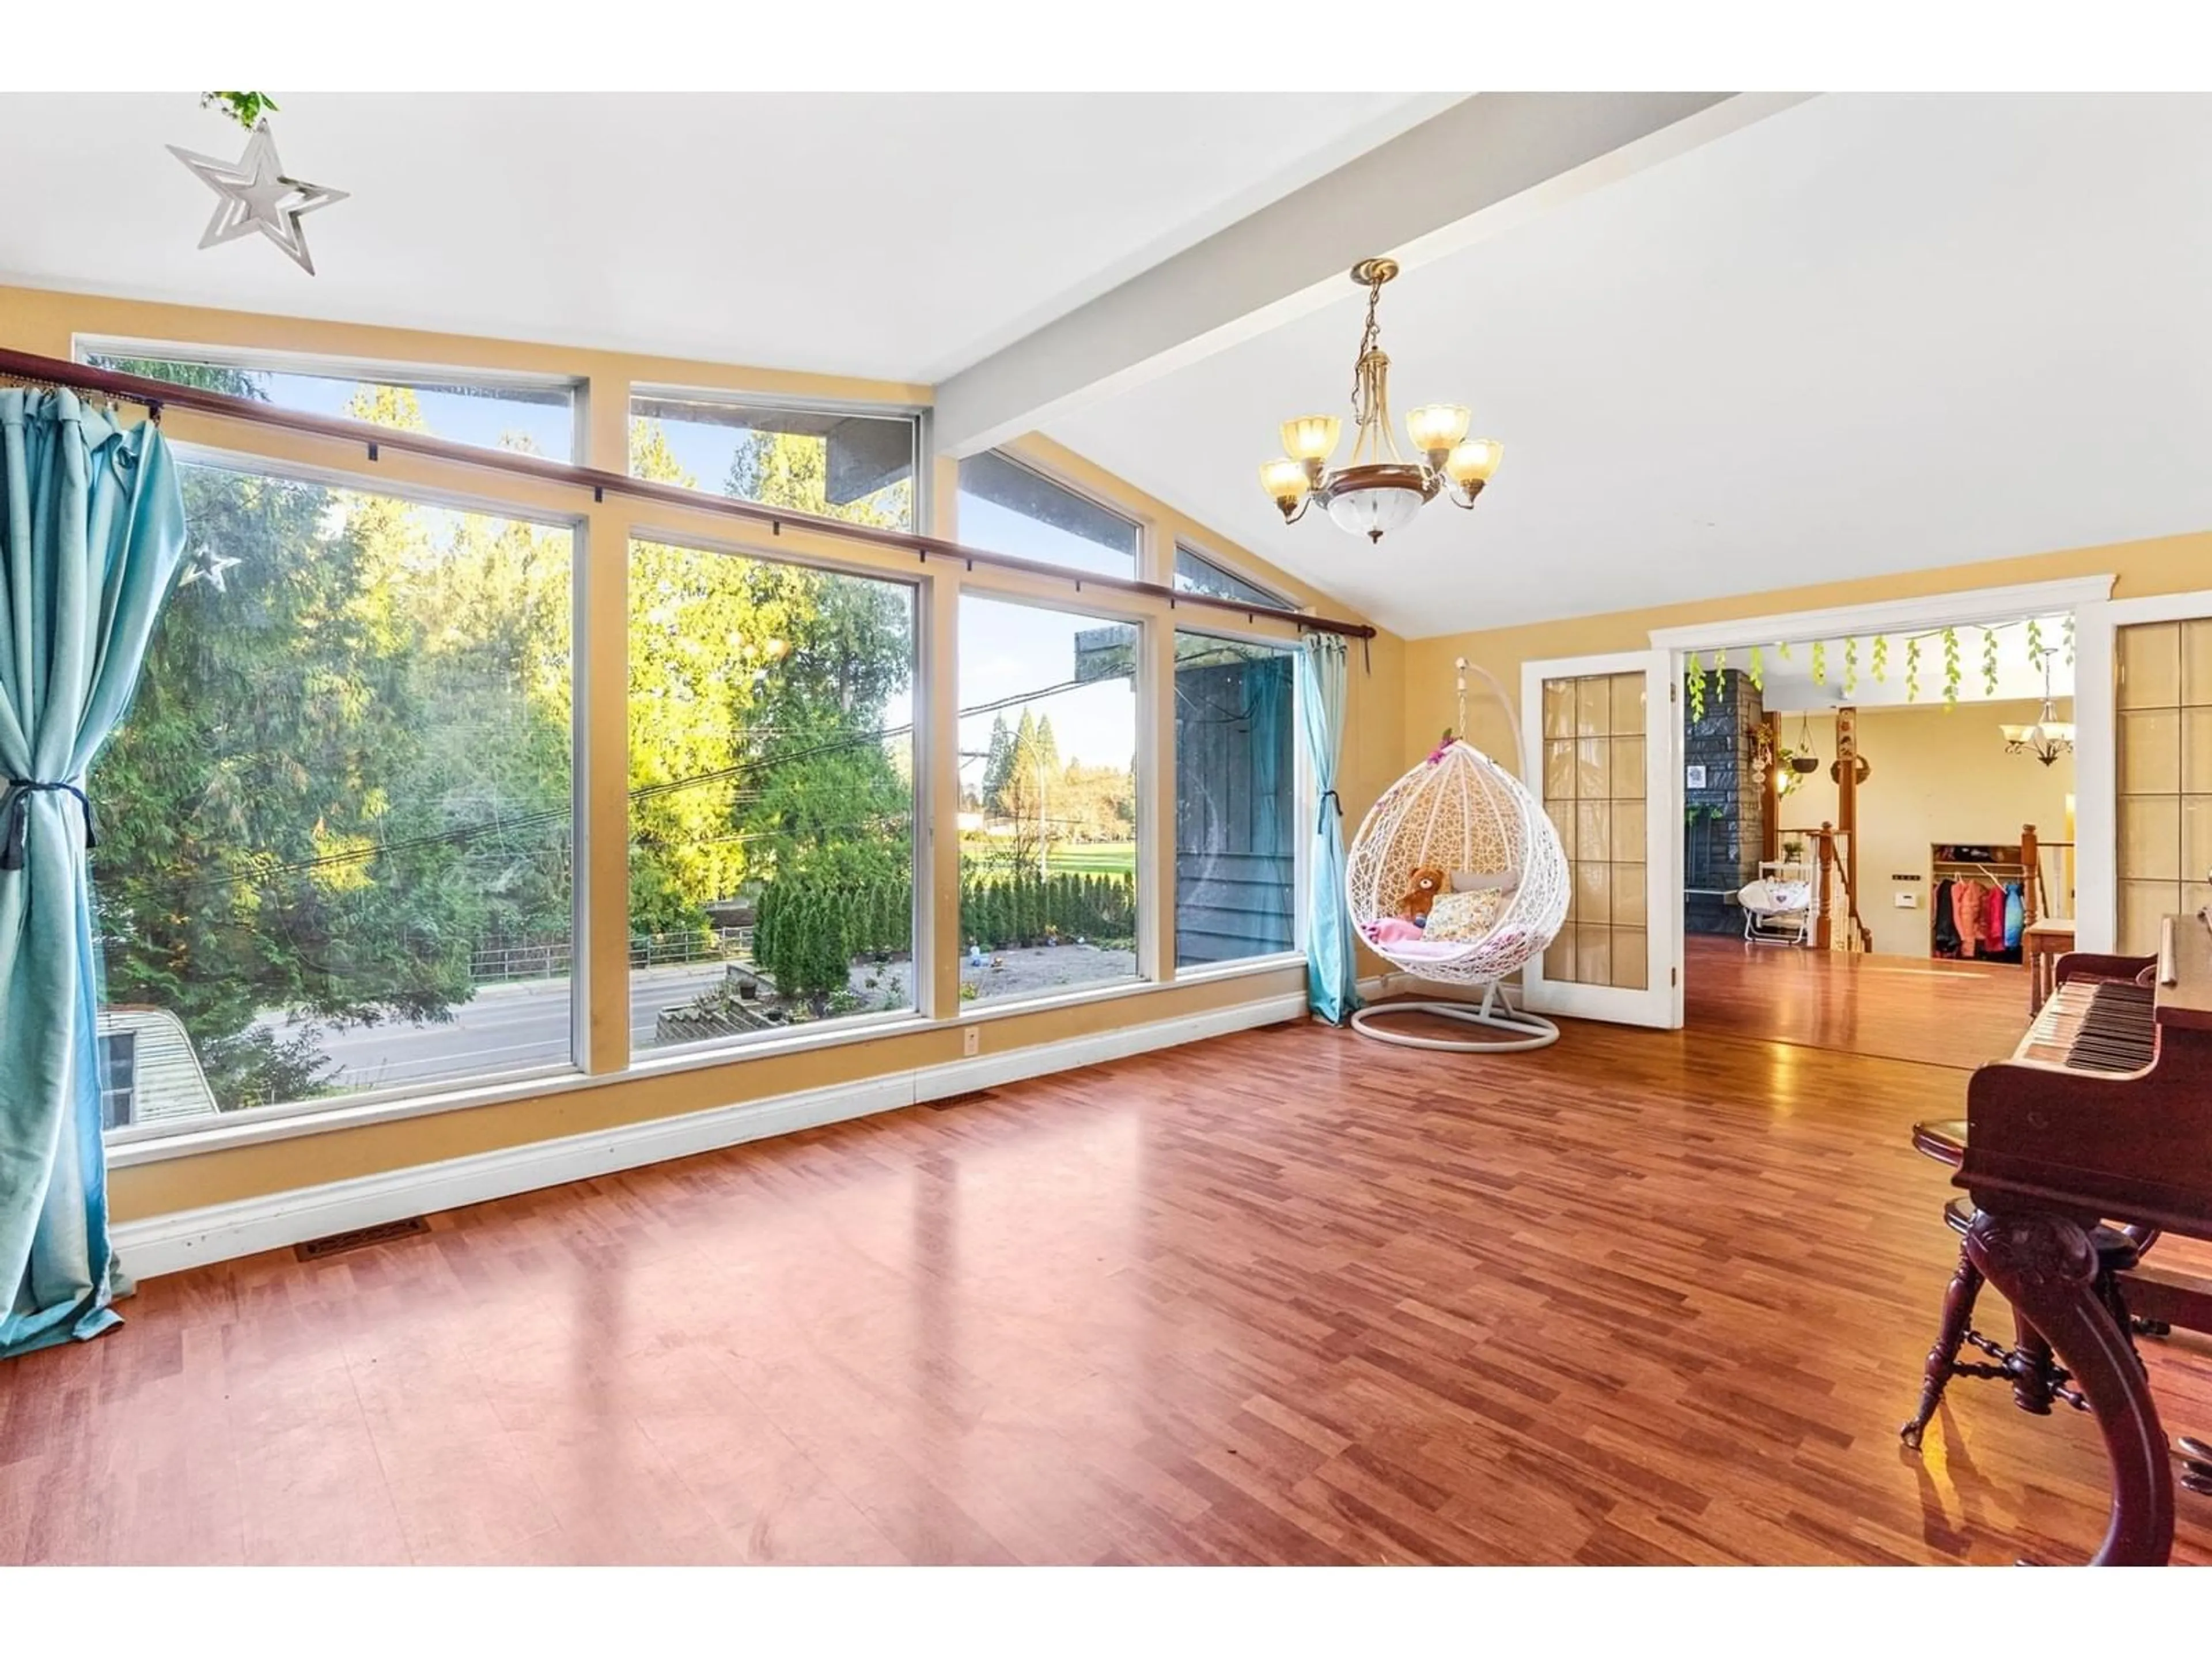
1959, 912, 2212, 1565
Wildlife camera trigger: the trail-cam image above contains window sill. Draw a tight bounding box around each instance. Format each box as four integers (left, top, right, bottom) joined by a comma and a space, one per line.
1169, 950, 1305, 986
103, 962, 1301, 1170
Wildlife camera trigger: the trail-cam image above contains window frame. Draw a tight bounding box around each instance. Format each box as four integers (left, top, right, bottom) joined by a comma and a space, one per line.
630, 382, 929, 534
1166, 623, 1308, 974
955, 449, 1144, 581
621, 524, 931, 1063
952, 585, 1159, 1009
98, 1029, 139, 1131
75, 335, 588, 463
45, 323, 1328, 1165
95, 439, 591, 1146
1173, 541, 1294, 612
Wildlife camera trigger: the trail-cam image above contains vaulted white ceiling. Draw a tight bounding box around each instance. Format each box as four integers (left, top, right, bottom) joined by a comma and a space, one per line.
7, 93, 2209, 644
1046, 93, 2212, 638
0, 90, 1452, 382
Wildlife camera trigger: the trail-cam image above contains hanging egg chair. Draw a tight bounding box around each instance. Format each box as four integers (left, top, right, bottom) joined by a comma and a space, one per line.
1346, 661, 1570, 1051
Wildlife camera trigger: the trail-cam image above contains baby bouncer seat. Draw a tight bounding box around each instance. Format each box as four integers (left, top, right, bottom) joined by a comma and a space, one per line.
1737, 859, 1817, 946
1345, 660, 1570, 1051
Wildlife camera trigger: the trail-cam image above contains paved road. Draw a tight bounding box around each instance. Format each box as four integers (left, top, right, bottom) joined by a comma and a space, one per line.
258, 963, 730, 1091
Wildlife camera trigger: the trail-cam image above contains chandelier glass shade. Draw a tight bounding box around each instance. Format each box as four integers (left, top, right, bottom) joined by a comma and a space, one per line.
1260, 258, 1501, 543
2000, 649, 2075, 766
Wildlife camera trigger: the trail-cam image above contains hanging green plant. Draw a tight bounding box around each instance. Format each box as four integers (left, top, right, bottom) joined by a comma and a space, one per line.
1810, 639, 1827, 684
1747, 643, 1764, 692
2025, 618, 2045, 665
202, 91, 279, 130
2063, 612, 2077, 666
1941, 627, 1963, 703
1777, 639, 1793, 660
1870, 634, 1889, 681
1843, 636, 1859, 695
1685, 650, 1706, 722
1906, 637, 1922, 702
1980, 626, 2001, 698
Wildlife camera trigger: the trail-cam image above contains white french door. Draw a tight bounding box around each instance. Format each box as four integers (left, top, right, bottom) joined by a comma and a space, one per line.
1519, 649, 1683, 1028
2074, 589, 2212, 956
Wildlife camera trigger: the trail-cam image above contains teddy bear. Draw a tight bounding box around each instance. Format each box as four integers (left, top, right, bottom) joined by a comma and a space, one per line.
1398, 865, 1447, 924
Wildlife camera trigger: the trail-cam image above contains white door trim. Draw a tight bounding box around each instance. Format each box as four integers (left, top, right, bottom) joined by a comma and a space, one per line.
1646, 574, 2116, 655
1520, 649, 1681, 1028
1650, 572, 2120, 961
2073, 586, 2212, 953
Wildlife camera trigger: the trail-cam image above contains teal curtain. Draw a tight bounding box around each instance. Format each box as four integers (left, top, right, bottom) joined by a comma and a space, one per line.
1, 388, 186, 1359
1297, 634, 1359, 1024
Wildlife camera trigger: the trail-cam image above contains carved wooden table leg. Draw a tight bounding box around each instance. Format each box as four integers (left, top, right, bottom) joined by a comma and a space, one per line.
1966, 1207, 2175, 1565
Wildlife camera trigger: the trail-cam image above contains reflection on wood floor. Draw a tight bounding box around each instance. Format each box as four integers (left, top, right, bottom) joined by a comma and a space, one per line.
3, 1006, 2207, 1564
1685, 933, 2031, 1069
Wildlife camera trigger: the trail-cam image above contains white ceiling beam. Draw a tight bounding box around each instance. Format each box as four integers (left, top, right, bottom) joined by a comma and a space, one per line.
933, 91, 1816, 458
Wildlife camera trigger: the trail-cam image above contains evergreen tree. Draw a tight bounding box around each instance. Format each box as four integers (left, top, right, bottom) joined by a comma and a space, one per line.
981, 713, 1014, 813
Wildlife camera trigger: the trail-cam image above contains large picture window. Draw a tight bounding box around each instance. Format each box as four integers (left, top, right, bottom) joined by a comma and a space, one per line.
92, 454, 577, 1126
628, 540, 917, 1050
81, 344, 580, 460
957, 452, 1139, 579
1174, 633, 1297, 966
957, 596, 1141, 1003
630, 391, 917, 530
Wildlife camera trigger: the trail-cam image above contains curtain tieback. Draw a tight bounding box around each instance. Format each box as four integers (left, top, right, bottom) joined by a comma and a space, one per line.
0, 779, 96, 872
1316, 788, 1342, 835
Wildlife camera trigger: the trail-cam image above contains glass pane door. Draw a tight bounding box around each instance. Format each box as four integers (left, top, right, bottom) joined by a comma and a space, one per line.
1520, 651, 1679, 1027
2116, 619, 2212, 953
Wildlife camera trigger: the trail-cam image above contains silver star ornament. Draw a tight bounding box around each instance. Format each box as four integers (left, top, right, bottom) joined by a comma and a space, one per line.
168, 119, 347, 275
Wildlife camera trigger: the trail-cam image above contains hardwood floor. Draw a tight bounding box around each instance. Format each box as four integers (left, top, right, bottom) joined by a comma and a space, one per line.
1685, 933, 2035, 1069
4, 1007, 2209, 1565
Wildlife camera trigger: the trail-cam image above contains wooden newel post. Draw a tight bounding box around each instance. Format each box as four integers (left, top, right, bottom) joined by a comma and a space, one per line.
2021, 822, 2041, 927
1816, 820, 1835, 952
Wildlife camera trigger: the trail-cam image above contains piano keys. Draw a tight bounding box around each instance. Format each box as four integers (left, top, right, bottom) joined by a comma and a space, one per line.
1957, 913, 2212, 1564
2016, 975, 2157, 1073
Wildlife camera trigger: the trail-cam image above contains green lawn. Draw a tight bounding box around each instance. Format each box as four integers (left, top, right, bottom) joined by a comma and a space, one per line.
1047, 841, 1136, 877
959, 839, 1135, 879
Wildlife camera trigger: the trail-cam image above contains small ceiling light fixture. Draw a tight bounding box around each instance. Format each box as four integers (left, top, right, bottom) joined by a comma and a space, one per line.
1260, 258, 1501, 543
2001, 649, 2075, 766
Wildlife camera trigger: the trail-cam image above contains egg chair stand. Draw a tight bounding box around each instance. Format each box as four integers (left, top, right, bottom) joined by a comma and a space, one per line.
1349, 984, 1560, 1052
1344, 660, 1572, 1056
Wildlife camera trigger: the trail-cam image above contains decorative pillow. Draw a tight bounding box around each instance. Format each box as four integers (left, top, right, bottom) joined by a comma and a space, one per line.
1427, 887, 1509, 941
1450, 868, 1518, 893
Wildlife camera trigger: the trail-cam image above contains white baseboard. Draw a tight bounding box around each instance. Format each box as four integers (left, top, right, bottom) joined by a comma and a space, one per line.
113, 989, 1308, 1281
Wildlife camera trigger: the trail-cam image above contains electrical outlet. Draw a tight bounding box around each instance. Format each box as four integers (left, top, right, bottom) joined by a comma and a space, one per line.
962, 1027, 980, 1057
1894, 890, 1917, 908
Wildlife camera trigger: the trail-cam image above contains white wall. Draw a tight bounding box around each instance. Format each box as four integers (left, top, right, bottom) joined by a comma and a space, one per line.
1768, 698, 2074, 957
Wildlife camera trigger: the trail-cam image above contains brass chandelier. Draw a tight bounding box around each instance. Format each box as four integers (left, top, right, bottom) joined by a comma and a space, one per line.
1260, 257, 1502, 543
2001, 648, 2075, 766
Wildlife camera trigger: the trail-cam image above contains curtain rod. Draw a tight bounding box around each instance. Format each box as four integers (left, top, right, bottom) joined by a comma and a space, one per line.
0, 347, 1377, 642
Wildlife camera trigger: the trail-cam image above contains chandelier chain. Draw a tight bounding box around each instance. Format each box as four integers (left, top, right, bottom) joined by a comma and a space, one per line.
1351, 274, 1385, 411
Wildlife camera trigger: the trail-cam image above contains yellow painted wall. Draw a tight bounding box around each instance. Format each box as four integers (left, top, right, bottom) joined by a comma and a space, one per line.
1765, 700, 2075, 957
0, 282, 1405, 1226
